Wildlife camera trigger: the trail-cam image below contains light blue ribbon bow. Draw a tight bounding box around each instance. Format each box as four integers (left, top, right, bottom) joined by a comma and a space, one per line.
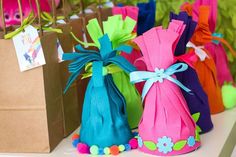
212, 33, 223, 45
130, 63, 192, 101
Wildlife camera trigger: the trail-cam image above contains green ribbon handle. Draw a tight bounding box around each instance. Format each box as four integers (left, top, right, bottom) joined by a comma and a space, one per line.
70, 32, 97, 48
4, 12, 63, 40
34, 26, 63, 33
41, 12, 65, 24
4, 12, 35, 39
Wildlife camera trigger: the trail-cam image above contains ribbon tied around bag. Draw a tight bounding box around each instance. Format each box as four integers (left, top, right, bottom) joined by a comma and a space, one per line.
187, 41, 209, 61
130, 63, 192, 101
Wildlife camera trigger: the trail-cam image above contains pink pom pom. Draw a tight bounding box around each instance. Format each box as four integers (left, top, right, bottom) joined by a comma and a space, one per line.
77, 143, 89, 154
129, 138, 138, 149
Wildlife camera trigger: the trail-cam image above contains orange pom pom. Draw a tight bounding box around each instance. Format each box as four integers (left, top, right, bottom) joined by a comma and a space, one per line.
110, 145, 120, 155
72, 134, 80, 140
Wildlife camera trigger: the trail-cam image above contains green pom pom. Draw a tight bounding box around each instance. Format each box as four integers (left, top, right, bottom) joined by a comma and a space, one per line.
222, 84, 236, 109
90, 145, 99, 155
104, 147, 110, 155
118, 145, 125, 152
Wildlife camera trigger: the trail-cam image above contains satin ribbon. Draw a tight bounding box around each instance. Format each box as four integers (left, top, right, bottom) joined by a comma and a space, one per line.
34, 26, 63, 33
130, 63, 192, 101
187, 41, 209, 61
82, 63, 122, 79
4, 13, 35, 39
37, 12, 64, 33
41, 12, 65, 25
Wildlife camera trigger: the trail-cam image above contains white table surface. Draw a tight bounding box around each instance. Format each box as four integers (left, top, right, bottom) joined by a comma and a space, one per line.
0, 108, 235, 157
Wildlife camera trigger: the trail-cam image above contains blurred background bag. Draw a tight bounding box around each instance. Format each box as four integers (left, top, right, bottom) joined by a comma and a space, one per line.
0, 0, 64, 152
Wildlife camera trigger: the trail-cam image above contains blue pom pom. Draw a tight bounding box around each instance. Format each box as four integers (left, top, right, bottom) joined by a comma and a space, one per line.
72, 139, 80, 148
133, 132, 138, 137
98, 148, 104, 155
125, 144, 131, 151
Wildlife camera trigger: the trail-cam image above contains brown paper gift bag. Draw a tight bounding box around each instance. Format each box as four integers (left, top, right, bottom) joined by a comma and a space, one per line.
86, 3, 112, 21
42, 0, 83, 137
68, 19, 87, 130
0, 0, 64, 152
80, 12, 99, 43
56, 23, 81, 137
0, 32, 64, 153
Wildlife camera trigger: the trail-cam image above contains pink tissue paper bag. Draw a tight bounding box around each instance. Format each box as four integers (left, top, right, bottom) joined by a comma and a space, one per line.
192, 0, 233, 86
133, 21, 200, 156
113, 6, 144, 93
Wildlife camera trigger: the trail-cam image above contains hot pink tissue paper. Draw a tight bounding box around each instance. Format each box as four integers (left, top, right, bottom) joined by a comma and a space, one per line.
192, 0, 234, 86
112, 6, 144, 94
131, 21, 200, 156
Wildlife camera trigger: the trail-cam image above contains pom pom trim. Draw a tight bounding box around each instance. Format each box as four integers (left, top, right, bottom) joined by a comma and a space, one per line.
72, 132, 138, 155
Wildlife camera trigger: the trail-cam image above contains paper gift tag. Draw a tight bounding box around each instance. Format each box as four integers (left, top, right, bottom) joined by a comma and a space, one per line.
57, 39, 64, 63
13, 25, 46, 72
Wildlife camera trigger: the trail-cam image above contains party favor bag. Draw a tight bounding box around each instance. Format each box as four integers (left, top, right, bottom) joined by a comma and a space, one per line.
170, 11, 213, 133
112, 6, 144, 95
112, 6, 142, 63
40, 2, 82, 136
131, 21, 200, 156
137, 0, 156, 35
0, 3, 64, 151
68, 18, 90, 127
56, 23, 83, 136
189, 6, 224, 114
191, 0, 236, 109
192, 0, 235, 86
64, 16, 140, 155
99, 15, 143, 129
